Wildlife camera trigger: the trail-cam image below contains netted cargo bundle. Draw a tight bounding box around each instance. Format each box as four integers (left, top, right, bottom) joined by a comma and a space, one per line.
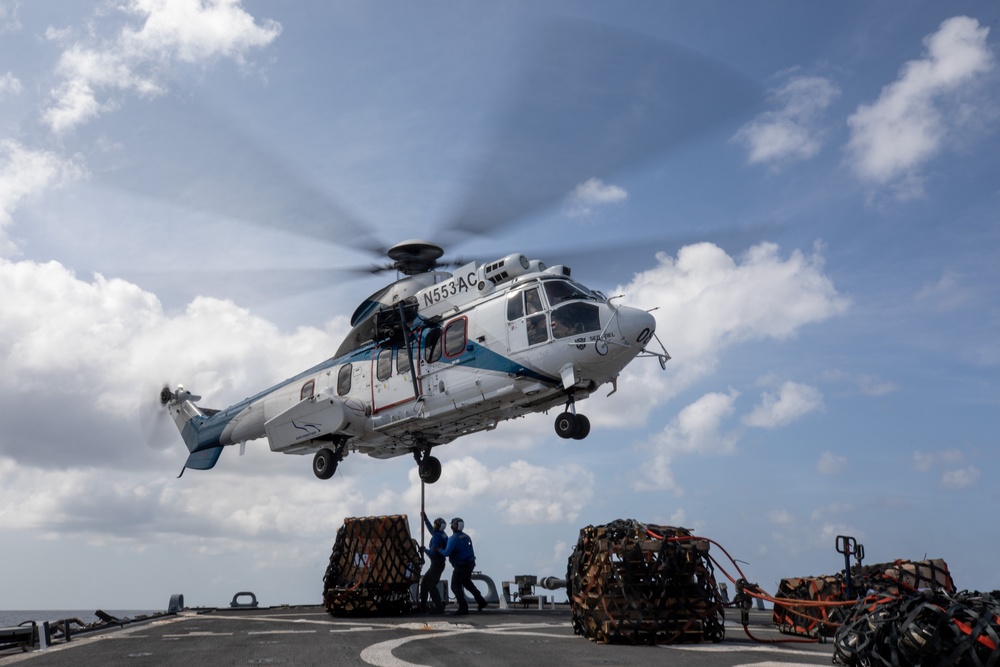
772, 574, 849, 638
773, 558, 956, 638
854, 558, 956, 597
833, 590, 1000, 666
566, 519, 725, 645
322, 515, 423, 617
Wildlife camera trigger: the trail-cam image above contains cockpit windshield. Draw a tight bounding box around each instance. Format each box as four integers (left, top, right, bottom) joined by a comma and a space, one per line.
542, 278, 602, 307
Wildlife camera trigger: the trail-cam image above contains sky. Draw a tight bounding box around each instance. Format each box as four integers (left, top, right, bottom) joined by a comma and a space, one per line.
1, 0, 999, 611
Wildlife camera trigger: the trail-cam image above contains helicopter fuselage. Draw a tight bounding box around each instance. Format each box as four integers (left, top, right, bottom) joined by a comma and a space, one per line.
164, 254, 667, 481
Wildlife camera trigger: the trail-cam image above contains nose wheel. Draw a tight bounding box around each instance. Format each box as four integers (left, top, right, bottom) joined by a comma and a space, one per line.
554, 411, 591, 440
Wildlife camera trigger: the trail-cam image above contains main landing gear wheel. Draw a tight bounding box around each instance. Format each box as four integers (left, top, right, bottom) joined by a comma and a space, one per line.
419, 455, 442, 484
313, 448, 337, 480
555, 412, 591, 440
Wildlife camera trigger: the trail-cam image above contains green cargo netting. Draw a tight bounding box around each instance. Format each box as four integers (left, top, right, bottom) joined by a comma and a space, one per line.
322, 515, 423, 617
566, 519, 725, 645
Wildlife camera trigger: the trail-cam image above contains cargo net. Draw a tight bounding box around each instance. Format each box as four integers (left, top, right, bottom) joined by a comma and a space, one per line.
322, 515, 423, 617
772, 559, 956, 639
566, 519, 725, 645
772, 574, 852, 638
833, 590, 1000, 666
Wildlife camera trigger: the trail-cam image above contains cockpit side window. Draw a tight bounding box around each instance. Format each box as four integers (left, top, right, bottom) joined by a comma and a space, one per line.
524, 287, 543, 314
506, 290, 524, 321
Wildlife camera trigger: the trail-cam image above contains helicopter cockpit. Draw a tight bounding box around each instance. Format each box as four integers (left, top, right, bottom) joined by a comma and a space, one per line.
506, 276, 606, 348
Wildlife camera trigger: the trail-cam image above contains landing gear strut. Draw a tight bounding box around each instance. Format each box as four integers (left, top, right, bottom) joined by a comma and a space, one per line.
554, 398, 591, 440
413, 448, 442, 484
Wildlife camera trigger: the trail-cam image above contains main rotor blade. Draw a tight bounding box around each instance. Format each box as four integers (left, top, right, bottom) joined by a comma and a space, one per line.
437, 18, 763, 242
94, 94, 387, 257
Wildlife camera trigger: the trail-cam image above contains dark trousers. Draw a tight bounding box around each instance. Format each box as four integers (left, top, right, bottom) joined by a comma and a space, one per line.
450, 560, 487, 612
420, 559, 445, 610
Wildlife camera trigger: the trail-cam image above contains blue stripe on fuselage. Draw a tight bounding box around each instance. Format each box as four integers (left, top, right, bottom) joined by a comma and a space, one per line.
183, 339, 553, 454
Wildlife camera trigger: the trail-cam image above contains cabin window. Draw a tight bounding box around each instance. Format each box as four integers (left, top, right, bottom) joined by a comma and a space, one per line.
376, 348, 393, 381
424, 328, 442, 364
551, 302, 600, 339
337, 364, 352, 396
506, 291, 524, 321
444, 318, 468, 357
300, 379, 315, 400
397, 347, 411, 375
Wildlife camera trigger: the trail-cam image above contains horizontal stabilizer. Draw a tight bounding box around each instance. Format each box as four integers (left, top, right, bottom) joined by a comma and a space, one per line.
184, 445, 224, 471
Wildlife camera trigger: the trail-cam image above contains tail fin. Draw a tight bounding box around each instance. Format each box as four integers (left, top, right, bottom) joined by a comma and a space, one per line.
162, 385, 225, 474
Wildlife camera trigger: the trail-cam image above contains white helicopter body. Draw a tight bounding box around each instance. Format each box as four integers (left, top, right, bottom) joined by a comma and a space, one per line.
162, 243, 668, 482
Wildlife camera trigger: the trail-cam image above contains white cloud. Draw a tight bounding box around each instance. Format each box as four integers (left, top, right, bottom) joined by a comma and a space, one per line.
816, 451, 848, 475
912, 450, 980, 490
743, 381, 824, 428
912, 448, 964, 472
0, 3, 20, 33
0, 257, 343, 466
43, 0, 281, 132
565, 177, 628, 218
0, 71, 21, 97
941, 466, 980, 489
0, 141, 86, 255
824, 370, 899, 397
734, 74, 840, 166
917, 271, 980, 312
600, 241, 849, 427
846, 16, 995, 198
632, 390, 740, 493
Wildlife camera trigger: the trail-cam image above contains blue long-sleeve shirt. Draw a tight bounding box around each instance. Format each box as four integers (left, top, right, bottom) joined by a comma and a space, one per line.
422, 517, 447, 564
440, 530, 476, 566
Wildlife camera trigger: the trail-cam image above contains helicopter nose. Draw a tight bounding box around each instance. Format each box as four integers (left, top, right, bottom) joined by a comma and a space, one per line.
616, 305, 656, 348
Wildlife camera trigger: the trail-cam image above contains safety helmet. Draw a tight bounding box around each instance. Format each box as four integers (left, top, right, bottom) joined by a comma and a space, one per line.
450, 517, 465, 532
433, 517, 447, 532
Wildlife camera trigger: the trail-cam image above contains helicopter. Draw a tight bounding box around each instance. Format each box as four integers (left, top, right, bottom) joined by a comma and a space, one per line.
148, 18, 760, 483
161, 238, 670, 482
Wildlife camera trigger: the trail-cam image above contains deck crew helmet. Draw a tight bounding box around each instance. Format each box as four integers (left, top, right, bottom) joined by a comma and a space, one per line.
433, 517, 447, 531
450, 517, 465, 532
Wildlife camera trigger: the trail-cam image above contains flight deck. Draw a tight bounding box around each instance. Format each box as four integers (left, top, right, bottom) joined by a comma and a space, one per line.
0, 606, 835, 667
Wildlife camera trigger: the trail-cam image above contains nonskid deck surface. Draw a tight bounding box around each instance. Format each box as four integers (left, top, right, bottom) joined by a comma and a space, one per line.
1, 606, 835, 666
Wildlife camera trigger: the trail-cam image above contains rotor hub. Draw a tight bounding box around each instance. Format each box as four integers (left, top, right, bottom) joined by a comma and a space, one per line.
387, 240, 444, 275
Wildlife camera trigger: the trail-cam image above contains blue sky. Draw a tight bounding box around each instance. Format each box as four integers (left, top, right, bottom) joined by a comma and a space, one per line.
1, 1, 998, 611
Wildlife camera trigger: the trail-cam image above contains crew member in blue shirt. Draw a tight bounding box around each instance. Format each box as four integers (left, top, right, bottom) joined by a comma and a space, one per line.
419, 512, 447, 613
440, 517, 488, 615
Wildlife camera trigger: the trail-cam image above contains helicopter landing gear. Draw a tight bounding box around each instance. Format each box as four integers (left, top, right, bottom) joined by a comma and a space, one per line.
555, 398, 591, 440
313, 448, 337, 480
413, 448, 442, 484
312, 439, 348, 480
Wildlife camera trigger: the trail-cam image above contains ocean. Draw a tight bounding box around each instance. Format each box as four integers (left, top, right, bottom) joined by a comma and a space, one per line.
0, 610, 160, 628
